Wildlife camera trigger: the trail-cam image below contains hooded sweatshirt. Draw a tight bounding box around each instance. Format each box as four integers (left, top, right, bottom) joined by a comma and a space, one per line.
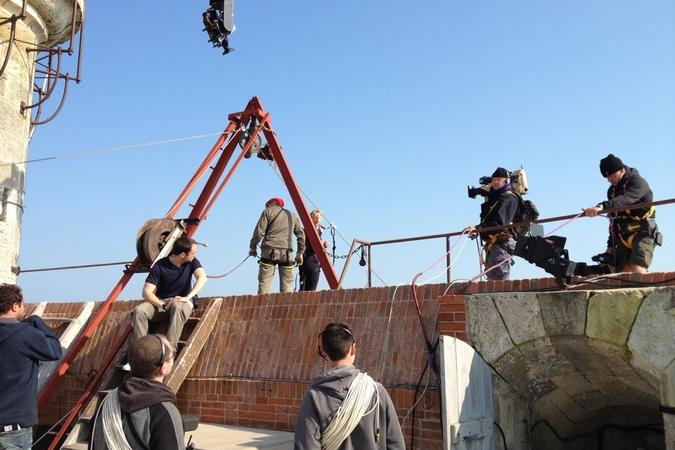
294, 365, 405, 450
91, 377, 185, 450
0, 315, 62, 427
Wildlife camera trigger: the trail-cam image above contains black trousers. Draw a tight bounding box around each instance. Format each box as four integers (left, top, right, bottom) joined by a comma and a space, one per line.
299, 254, 321, 291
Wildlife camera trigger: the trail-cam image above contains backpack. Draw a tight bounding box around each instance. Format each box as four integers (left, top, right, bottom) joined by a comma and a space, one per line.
508, 191, 540, 236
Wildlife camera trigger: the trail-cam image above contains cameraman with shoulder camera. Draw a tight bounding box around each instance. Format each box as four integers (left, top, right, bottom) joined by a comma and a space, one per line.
464, 167, 520, 280
0, 284, 62, 450
583, 154, 661, 273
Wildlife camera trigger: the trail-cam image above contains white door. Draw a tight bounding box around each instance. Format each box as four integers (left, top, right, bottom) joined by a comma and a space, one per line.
439, 335, 495, 450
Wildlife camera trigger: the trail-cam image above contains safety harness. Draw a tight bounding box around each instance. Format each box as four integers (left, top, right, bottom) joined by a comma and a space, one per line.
609, 181, 656, 249
259, 207, 296, 268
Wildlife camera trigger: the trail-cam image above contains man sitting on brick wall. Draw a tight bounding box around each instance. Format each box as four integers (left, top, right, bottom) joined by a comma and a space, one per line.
294, 322, 405, 450
91, 334, 185, 450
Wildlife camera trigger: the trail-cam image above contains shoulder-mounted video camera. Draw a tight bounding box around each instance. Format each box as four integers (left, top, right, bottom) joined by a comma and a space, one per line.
467, 168, 529, 199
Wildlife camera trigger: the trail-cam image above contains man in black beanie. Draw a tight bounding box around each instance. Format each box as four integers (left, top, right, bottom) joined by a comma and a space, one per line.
583, 154, 661, 273
464, 167, 521, 280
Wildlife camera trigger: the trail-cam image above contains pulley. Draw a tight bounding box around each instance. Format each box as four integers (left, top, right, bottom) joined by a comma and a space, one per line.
136, 218, 181, 265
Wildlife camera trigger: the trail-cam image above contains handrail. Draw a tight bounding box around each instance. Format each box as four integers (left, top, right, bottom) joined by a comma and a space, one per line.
341, 198, 674, 286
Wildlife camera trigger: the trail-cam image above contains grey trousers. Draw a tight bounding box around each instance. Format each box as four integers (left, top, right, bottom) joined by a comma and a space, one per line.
131, 301, 193, 348
257, 260, 295, 294
485, 239, 516, 281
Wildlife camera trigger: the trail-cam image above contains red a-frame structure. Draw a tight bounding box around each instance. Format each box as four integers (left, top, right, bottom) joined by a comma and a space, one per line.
38, 97, 339, 447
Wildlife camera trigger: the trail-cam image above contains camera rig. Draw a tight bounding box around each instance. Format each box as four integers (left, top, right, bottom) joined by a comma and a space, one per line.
467, 167, 529, 199
513, 234, 611, 285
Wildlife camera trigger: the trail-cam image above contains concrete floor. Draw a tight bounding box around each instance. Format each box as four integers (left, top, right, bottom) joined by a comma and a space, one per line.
186, 423, 293, 450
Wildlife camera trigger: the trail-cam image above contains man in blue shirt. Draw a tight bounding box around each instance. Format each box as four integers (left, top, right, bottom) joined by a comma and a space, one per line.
0, 284, 62, 450
131, 236, 207, 349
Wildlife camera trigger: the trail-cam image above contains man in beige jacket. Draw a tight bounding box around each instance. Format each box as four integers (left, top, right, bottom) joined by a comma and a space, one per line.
250, 198, 305, 294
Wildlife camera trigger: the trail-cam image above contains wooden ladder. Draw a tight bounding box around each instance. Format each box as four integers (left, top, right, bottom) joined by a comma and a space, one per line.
59, 297, 222, 450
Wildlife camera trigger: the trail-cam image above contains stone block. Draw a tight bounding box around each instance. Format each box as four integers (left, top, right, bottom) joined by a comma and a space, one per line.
586, 289, 645, 346
493, 292, 546, 345
537, 291, 588, 336
665, 414, 675, 450
466, 294, 514, 364
627, 288, 675, 379
662, 359, 675, 407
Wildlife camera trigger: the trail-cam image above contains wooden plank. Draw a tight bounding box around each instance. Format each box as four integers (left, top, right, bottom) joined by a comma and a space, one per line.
61, 299, 222, 448
166, 297, 223, 393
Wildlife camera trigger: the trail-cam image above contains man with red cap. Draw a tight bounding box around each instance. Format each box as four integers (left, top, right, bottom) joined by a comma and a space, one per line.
249, 198, 306, 294
583, 154, 661, 273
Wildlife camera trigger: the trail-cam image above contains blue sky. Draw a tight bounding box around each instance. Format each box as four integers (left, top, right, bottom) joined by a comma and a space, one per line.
19, 1, 675, 301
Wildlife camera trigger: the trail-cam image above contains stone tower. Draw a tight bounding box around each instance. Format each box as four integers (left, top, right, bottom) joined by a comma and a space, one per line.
0, 0, 84, 284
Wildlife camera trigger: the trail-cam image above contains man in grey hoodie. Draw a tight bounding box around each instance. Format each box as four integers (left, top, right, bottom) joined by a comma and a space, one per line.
294, 323, 405, 450
91, 334, 185, 450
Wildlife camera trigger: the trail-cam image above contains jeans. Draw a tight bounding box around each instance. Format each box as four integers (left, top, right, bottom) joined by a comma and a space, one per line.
0, 427, 32, 450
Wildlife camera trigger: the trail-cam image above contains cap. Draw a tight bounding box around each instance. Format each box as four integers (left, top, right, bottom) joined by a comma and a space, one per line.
492, 167, 509, 179
599, 154, 625, 177
265, 197, 285, 207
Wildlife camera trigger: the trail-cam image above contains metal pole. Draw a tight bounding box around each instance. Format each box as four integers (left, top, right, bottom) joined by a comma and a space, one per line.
338, 239, 359, 288
367, 244, 372, 287
445, 235, 451, 284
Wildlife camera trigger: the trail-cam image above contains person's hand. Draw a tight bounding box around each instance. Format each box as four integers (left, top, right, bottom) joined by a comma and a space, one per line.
463, 225, 478, 236
322, 240, 328, 249
295, 255, 303, 266
249, 248, 257, 257
583, 206, 603, 217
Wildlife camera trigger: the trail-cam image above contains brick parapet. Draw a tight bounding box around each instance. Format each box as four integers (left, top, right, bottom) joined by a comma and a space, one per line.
35, 271, 675, 448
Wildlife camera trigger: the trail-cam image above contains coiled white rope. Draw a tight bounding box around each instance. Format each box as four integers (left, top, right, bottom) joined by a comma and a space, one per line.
99, 388, 133, 450
321, 372, 380, 450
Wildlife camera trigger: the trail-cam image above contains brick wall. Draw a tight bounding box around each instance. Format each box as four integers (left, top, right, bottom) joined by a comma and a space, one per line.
35, 271, 675, 449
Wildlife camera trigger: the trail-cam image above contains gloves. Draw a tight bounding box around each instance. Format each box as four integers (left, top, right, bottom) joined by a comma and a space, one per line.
249, 248, 257, 257
295, 255, 303, 266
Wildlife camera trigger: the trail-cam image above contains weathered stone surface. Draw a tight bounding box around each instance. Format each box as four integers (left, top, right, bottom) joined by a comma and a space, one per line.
466, 294, 514, 363
494, 292, 546, 345
586, 289, 645, 346
665, 413, 675, 450
628, 288, 675, 379
662, 359, 675, 407
538, 291, 588, 336
491, 375, 529, 450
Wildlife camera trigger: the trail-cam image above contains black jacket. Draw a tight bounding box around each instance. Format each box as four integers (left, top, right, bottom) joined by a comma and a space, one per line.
601, 167, 656, 246
0, 315, 62, 427
478, 189, 520, 237
602, 167, 654, 220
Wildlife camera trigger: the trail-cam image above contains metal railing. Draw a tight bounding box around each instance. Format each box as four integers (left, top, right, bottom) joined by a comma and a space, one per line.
338, 198, 675, 288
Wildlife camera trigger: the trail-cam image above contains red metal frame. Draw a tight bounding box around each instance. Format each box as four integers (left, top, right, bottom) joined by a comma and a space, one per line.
39, 97, 339, 448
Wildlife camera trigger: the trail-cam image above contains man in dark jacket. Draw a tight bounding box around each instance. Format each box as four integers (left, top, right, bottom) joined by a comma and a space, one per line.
0, 284, 62, 450
583, 154, 661, 273
294, 323, 405, 450
464, 167, 521, 280
249, 197, 306, 294
91, 334, 185, 450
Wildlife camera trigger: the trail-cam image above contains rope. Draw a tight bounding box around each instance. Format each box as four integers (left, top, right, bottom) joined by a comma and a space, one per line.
31, 404, 79, 447
0, 132, 223, 167
207, 255, 250, 279
18, 261, 132, 274
98, 388, 133, 450
320, 372, 379, 450
263, 158, 388, 285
